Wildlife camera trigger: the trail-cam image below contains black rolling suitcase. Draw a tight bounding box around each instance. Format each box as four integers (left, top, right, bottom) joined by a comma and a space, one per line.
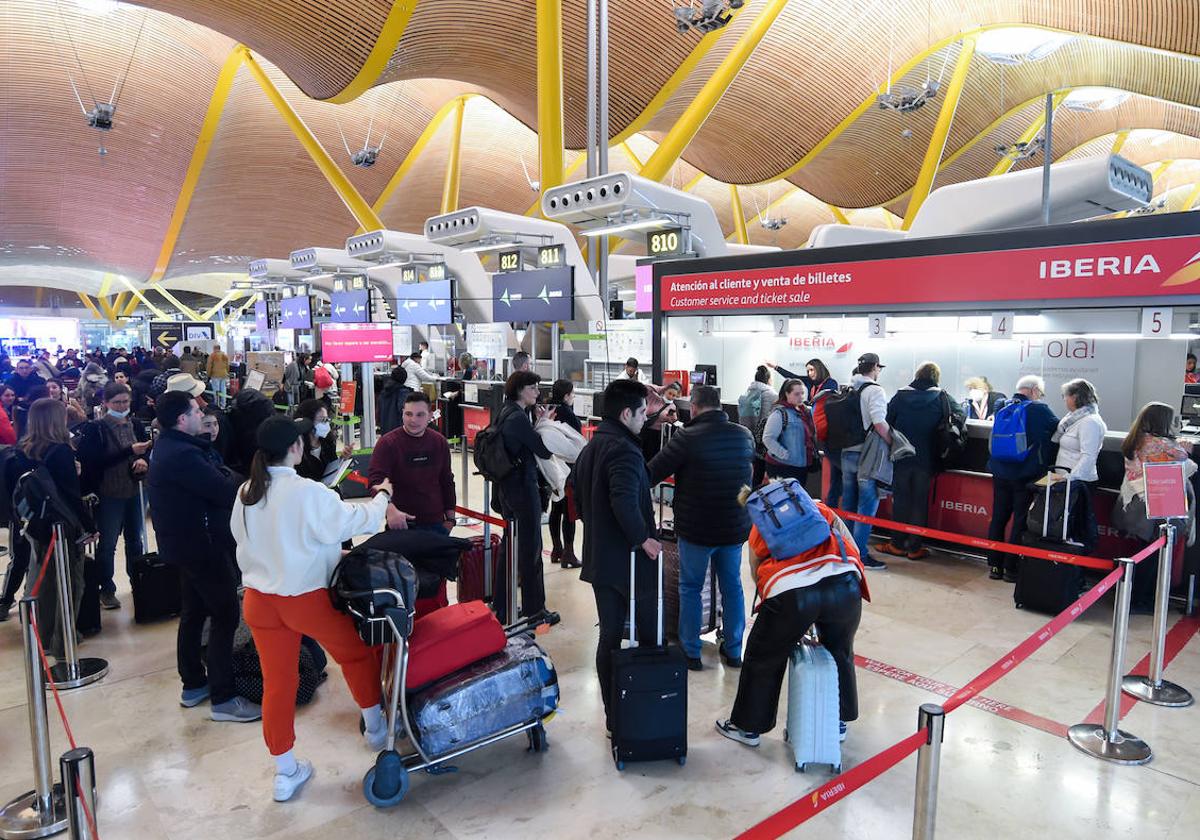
1014, 469, 1084, 614
611, 548, 688, 770
131, 483, 182, 624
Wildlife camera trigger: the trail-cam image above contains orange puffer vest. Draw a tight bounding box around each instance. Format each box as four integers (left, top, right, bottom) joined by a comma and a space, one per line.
750, 501, 871, 604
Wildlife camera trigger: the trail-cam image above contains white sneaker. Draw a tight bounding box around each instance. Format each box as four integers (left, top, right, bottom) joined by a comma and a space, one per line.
273, 759, 313, 803
365, 723, 388, 752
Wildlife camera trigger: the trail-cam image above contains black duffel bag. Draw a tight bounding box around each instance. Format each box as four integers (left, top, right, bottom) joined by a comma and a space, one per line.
330, 548, 418, 645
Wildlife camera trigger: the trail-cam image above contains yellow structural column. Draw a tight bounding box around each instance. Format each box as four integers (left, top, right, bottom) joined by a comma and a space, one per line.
240, 47, 383, 231
76, 293, 104, 320
729, 185, 750, 244
640, 0, 788, 183
536, 0, 565, 195
988, 90, 1067, 178
828, 205, 851, 225
1110, 129, 1131, 156
440, 96, 467, 215
902, 36, 977, 230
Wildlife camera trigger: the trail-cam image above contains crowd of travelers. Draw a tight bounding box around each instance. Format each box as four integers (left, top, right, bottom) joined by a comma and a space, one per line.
0, 339, 1191, 802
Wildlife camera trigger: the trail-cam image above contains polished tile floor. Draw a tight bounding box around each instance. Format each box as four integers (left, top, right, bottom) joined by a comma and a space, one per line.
1, 467, 1198, 839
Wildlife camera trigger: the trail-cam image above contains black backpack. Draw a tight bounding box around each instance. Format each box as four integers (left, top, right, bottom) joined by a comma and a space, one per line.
935, 391, 969, 466
473, 404, 520, 483
821, 382, 879, 452
329, 548, 419, 646
13, 464, 80, 543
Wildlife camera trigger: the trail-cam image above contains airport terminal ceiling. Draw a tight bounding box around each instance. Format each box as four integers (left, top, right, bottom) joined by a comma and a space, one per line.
4, 0, 1200, 306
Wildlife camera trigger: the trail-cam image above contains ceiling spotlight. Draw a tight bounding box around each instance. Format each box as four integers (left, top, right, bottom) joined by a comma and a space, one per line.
760, 217, 787, 231
994, 136, 1045, 162
877, 81, 939, 113
87, 103, 115, 130
671, 1, 740, 34
351, 146, 380, 167
1130, 197, 1166, 216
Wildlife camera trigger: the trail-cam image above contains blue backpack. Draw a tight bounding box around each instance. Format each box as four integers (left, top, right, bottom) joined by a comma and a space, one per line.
990, 399, 1032, 462
745, 479, 831, 560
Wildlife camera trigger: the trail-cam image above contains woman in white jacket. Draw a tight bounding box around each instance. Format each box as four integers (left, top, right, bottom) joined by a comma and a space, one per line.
231, 416, 393, 804
1053, 378, 1107, 483
536, 380, 587, 568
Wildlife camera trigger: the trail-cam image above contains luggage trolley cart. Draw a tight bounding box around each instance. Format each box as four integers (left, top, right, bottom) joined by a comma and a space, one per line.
335, 560, 553, 808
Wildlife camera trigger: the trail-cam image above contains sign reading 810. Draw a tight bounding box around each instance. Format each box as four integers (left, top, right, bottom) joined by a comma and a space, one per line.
647, 227, 684, 257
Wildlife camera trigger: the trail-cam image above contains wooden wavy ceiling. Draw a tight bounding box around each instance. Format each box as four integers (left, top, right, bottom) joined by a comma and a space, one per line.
5, 0, 1200, 293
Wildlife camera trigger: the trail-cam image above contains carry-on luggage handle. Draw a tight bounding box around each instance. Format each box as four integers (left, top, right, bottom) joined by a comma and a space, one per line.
1042, 466, 1073, 542
137, 481, 149, 556
627, 548, 665, 649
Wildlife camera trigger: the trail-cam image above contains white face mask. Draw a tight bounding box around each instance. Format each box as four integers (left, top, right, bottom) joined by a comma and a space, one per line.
314, 421, 331, 439
969, 388, 985, 402
107, 408, 129, 419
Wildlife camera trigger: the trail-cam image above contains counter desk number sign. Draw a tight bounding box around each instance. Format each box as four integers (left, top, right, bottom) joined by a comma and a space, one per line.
868, 313, 886, 339
498, 250, 521, 272
400, 266, 417, 285
991, 312, 1015, 340
428, 263, 447, 282
647, 227, 684, 258
1141, 306, 1173, 339
538, 244, 565, 268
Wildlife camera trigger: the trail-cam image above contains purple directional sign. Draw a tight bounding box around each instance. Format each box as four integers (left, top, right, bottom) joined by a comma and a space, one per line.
254, 299, 270, 334
331, 288, 371, 323
279, 295, 312, 330
393, 279, 453, 326
492, 266, 574, 322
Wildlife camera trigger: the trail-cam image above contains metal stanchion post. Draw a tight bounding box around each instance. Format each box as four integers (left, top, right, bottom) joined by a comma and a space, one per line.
1123, 523, 1193, 707
1067, 557, 1152, 764
60, 748, 97, 840
911, 704, 945, 840
508, 517, 520, 625
456, 443, 478, 526
0, 599, 69, 839
482, 481, 494, 601
47, 524, 107, 690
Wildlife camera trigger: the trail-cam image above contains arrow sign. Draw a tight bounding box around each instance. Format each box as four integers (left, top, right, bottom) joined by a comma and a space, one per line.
149, 321, 182, 349
492, 267, 574, 322
500, 289, 510, 307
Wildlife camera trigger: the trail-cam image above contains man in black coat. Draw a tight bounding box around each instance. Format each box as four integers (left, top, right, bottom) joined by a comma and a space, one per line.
648, 385, 753, 670
148, 391, 260, 723
575, 379, 662, 732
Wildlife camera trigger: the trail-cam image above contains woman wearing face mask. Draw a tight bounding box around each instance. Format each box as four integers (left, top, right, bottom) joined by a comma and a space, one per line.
293, 398, 354, 484
963, 376, 1006, 421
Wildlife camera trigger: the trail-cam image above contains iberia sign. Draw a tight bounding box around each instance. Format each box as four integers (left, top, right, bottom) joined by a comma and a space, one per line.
660, 231, 1200, 312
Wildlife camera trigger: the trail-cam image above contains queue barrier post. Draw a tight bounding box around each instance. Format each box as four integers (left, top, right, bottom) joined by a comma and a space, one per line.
482, 481, 494, 601
1122, 523, 1194, 707
1067, 557, 1152, 764
456, 442, 478, 527
46, 525, 107, 691
911, 704, 945, 840
59, 748, 97, 840
0, 598, 69, 839
507, 517, 520, 626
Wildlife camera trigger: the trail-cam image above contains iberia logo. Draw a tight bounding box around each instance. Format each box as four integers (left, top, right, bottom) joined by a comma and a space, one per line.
1162, 250, 1200, 287
835, 342, 853, 355
811, 791, 819, 808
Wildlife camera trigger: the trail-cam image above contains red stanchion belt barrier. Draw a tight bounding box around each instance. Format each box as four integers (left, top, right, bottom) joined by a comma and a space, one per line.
736, 730, 928, 839
735, 530, 1164, 839
455, 505, 507, 529
27, 532, 58, 600
832, 508, 1115, 570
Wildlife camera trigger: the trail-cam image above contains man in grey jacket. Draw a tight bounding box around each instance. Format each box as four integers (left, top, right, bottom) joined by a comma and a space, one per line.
839, 353, 890, 570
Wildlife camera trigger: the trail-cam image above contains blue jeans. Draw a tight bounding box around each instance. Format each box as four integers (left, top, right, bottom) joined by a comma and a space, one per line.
839, 450, 880, 559
825, 452, 843, 509
676, 539, 746, 660
96, 494, 144, 595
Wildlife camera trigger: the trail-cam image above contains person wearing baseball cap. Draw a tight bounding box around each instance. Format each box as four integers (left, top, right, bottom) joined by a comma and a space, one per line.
839, 352, 891, 570
230, 414, 394, 803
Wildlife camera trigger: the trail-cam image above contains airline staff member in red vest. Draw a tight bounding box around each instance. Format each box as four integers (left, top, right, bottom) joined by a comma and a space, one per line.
716, 486, 869, 748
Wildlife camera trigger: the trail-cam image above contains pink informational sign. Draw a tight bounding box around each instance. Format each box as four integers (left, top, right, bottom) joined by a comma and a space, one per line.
320, 323, 394, 363
1143, 461, 1189, 519
634, 263, 654, 313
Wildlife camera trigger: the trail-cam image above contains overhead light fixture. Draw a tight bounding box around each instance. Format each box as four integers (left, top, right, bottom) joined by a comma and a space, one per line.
976, 27, 1073, 65
460, 237, 525, 253
579, 217, 669, 237
671, 1, 743, 34
877, 81, 939, 113
995, 136, 1045, 162
351, 146, 379, 168
1062, 87, 1131, 112
87, 102, 115, 131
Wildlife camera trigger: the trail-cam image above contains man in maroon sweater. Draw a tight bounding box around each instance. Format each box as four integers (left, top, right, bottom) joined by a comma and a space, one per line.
367, 391, 457, 533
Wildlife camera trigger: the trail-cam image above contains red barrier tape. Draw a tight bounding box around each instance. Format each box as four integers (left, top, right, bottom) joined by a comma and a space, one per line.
28, 533, 58, 600
455, 506, 507, 528
735, 730, 927, 839
30, 616, 101, 839
832, 508, 1116, 570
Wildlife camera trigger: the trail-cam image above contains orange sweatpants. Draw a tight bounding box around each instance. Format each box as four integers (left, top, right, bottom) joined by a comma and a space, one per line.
243, 588, 382, 756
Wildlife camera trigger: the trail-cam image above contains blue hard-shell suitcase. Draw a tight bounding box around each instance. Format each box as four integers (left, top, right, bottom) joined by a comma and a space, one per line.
784, 641, 842, 773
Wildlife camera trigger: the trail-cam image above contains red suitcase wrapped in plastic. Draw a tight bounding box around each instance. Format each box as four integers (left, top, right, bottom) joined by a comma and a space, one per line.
406, 601, 506, 689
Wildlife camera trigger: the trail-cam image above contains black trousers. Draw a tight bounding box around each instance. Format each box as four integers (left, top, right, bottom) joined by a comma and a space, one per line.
891, 463, 934, 550
1, 525, 30, 605
177, 553, 241, 704
988, 477, 1034, 573
592, 580, 659, 729
548, 497, 575, 555
495, 482, 546, 623
730, 572, 862, 734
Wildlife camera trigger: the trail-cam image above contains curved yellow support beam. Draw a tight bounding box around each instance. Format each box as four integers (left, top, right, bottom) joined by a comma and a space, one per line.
117, 277, 171, 320
902, 37, 977, 230
440, 95, 467, 214
536, 0, 565, 195
730, 185, 749, 243
827, 205, 850, 225
1111, 129, 1131, 155
146, 47, 244, 283
370, 94, 475, 225
241, 47, 383, 231
76, 292, 103, 320
1182, 182, 1200, 211
639, 0, 789, 182
323, 1, 423, 105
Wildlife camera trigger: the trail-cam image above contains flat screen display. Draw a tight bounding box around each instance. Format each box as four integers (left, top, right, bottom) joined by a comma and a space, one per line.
331, 288, 370, 323
254, 299, 270, 334
394, 279, 453, 326
279, 295, 312, 330
320, 323, 394, 363
492, 266, 574, 322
